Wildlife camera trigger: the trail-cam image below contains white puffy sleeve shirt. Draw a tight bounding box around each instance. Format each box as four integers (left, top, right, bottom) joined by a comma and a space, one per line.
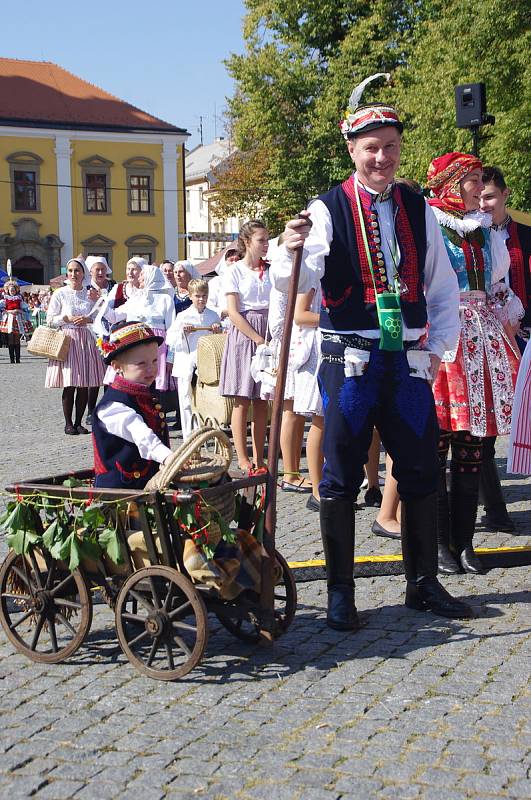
95, 403, 172, 464
270, 196, 460, 358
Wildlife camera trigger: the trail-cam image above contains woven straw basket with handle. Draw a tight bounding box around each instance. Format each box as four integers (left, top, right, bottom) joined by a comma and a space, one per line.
27, 326, 71, 361
196, 333, 226, 385
145, 426, 233, 491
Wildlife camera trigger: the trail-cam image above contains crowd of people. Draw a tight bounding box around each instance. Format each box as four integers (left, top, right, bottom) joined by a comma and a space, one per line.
2, 73, 529, 632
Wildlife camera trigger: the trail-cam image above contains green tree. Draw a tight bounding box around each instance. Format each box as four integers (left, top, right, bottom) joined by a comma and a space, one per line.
216, 0, 529, 228
395, 0, 530, 208
217, 0, 418, 231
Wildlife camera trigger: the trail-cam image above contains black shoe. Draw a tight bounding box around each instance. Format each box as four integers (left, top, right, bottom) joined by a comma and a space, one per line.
458, 546, 485, 574
371, 520, 400, 540
320, 497, 357, 630
327, 586, 359, 631
481, 507, 515, 533
75, 424, 90, 435
449, 469, 480, 571
364, 486, 382, 507
479, 457, 514, 531
306, 494, 320, 512
436, 468, 459, 573
405, 577, 474, 619
438, 544, 461, 574
64, 424, 78, 435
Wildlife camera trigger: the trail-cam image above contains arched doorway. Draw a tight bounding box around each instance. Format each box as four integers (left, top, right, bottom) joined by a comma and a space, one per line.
12, 256, 44, 284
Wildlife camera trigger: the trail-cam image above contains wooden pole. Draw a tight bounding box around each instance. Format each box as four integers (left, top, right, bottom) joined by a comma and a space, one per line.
259, 244, 304, 643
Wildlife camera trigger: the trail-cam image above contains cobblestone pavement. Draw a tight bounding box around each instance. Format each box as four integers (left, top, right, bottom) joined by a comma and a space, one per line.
0, 350, 529, 800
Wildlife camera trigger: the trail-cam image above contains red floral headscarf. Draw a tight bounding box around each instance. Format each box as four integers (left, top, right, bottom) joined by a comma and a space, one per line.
426, 152, 482, 216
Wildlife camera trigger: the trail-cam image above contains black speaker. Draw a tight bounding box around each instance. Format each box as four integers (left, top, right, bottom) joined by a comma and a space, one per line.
455, 83, 487, 128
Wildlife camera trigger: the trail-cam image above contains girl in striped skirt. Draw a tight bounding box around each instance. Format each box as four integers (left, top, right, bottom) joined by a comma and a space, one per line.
219, 220, 271, 472
45, 258, 105, 435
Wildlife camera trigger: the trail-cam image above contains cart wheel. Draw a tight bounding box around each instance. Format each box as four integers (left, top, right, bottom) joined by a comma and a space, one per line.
115, 566, 208, 680
214, 549, 297, 643
0, 549, 92, 663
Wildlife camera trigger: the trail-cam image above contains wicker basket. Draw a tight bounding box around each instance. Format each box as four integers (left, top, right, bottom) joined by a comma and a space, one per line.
196, 333, 226, 385
202, 476, 236, 524
145, 426, 232, 491
27, 326, 70, 361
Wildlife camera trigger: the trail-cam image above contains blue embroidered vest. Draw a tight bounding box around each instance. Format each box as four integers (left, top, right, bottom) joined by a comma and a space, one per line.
92, 378, 169, 489
318, 182, 428, 332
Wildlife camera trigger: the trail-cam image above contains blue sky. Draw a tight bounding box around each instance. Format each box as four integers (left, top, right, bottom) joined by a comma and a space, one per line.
2, 0, 247, 148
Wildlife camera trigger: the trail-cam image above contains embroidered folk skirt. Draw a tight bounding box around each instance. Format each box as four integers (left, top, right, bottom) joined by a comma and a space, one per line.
219, 309, 268, 399
0, 311, 32, 336
433, 293, 520, 437
45, 326, 106, 389
507, 340, 531, 474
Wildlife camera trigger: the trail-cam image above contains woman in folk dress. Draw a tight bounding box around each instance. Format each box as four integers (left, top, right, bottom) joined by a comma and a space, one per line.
0, 280, 32, 364
427, 152, 521, 574
45, 258, 105, 434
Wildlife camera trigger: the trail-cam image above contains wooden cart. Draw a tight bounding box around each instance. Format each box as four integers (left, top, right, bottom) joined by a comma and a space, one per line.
0, 246, 305, 680
0, 469, 296, 680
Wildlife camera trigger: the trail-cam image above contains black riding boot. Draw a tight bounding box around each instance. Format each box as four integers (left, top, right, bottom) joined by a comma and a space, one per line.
450, 471, 485, 574
437, 469, 460, 574
479, 458, 515, 532
403, 493, 473, 619
14, 340, 21, 363
319, 497, 358, 631
8, 343, 15, 363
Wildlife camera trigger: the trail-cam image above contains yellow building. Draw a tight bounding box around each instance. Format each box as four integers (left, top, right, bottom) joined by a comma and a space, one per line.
0, 58, 189, 282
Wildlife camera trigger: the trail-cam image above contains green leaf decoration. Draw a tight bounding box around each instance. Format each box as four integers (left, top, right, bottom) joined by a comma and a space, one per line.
62, 477, 84, 488
6, 528, 40, 555
79, 534, 103, 563
50, 531, 73, 561
82, 505, 106, 531
98, 526, 123, 565
68, 535, 82, 571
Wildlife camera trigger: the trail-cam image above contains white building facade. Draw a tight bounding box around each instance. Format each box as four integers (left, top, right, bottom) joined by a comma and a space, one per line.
185, 138, 240, 265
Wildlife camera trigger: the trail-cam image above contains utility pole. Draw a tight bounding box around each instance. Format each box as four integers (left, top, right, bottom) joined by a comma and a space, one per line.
198, 116, 204, 146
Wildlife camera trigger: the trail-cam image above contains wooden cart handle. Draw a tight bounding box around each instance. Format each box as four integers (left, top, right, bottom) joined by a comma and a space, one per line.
260, 241, 305, 642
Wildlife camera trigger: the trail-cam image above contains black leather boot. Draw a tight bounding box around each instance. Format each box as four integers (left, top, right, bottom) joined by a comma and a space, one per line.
402, 493, 474, 619
450, 471, 485, 574
8, 343, 15, 363
437, 469, 460, 574
479, 458, 515, 532
320, 497, 358, 631
14, 341, 21, 363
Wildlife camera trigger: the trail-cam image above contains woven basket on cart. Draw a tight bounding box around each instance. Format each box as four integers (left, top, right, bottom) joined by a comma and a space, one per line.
196, 333, 226, 385
145, 427, 235, 522
27, 325, 70, 361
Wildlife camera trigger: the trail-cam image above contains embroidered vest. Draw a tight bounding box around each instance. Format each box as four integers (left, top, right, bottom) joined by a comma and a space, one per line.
92, 378, 169, 489
440, 226, 492, 292
318, 181, 428, 331
507, 219, 531, 326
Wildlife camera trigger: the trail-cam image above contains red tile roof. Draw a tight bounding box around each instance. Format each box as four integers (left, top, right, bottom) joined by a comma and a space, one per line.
0, 58, 187, 134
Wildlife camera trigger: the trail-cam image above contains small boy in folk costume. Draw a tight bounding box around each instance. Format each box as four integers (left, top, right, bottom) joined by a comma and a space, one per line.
92, 321, 173, 489
0, 279, 32, 363
166, 278, 221, 440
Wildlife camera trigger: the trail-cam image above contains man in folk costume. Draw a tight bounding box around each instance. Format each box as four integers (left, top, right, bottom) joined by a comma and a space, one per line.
272, 74, 473, 629
426, 154, 521, 574
478, 165, 531, 531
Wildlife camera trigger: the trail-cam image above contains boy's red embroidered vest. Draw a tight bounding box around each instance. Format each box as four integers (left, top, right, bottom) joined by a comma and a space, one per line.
92, 376, 169, 489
